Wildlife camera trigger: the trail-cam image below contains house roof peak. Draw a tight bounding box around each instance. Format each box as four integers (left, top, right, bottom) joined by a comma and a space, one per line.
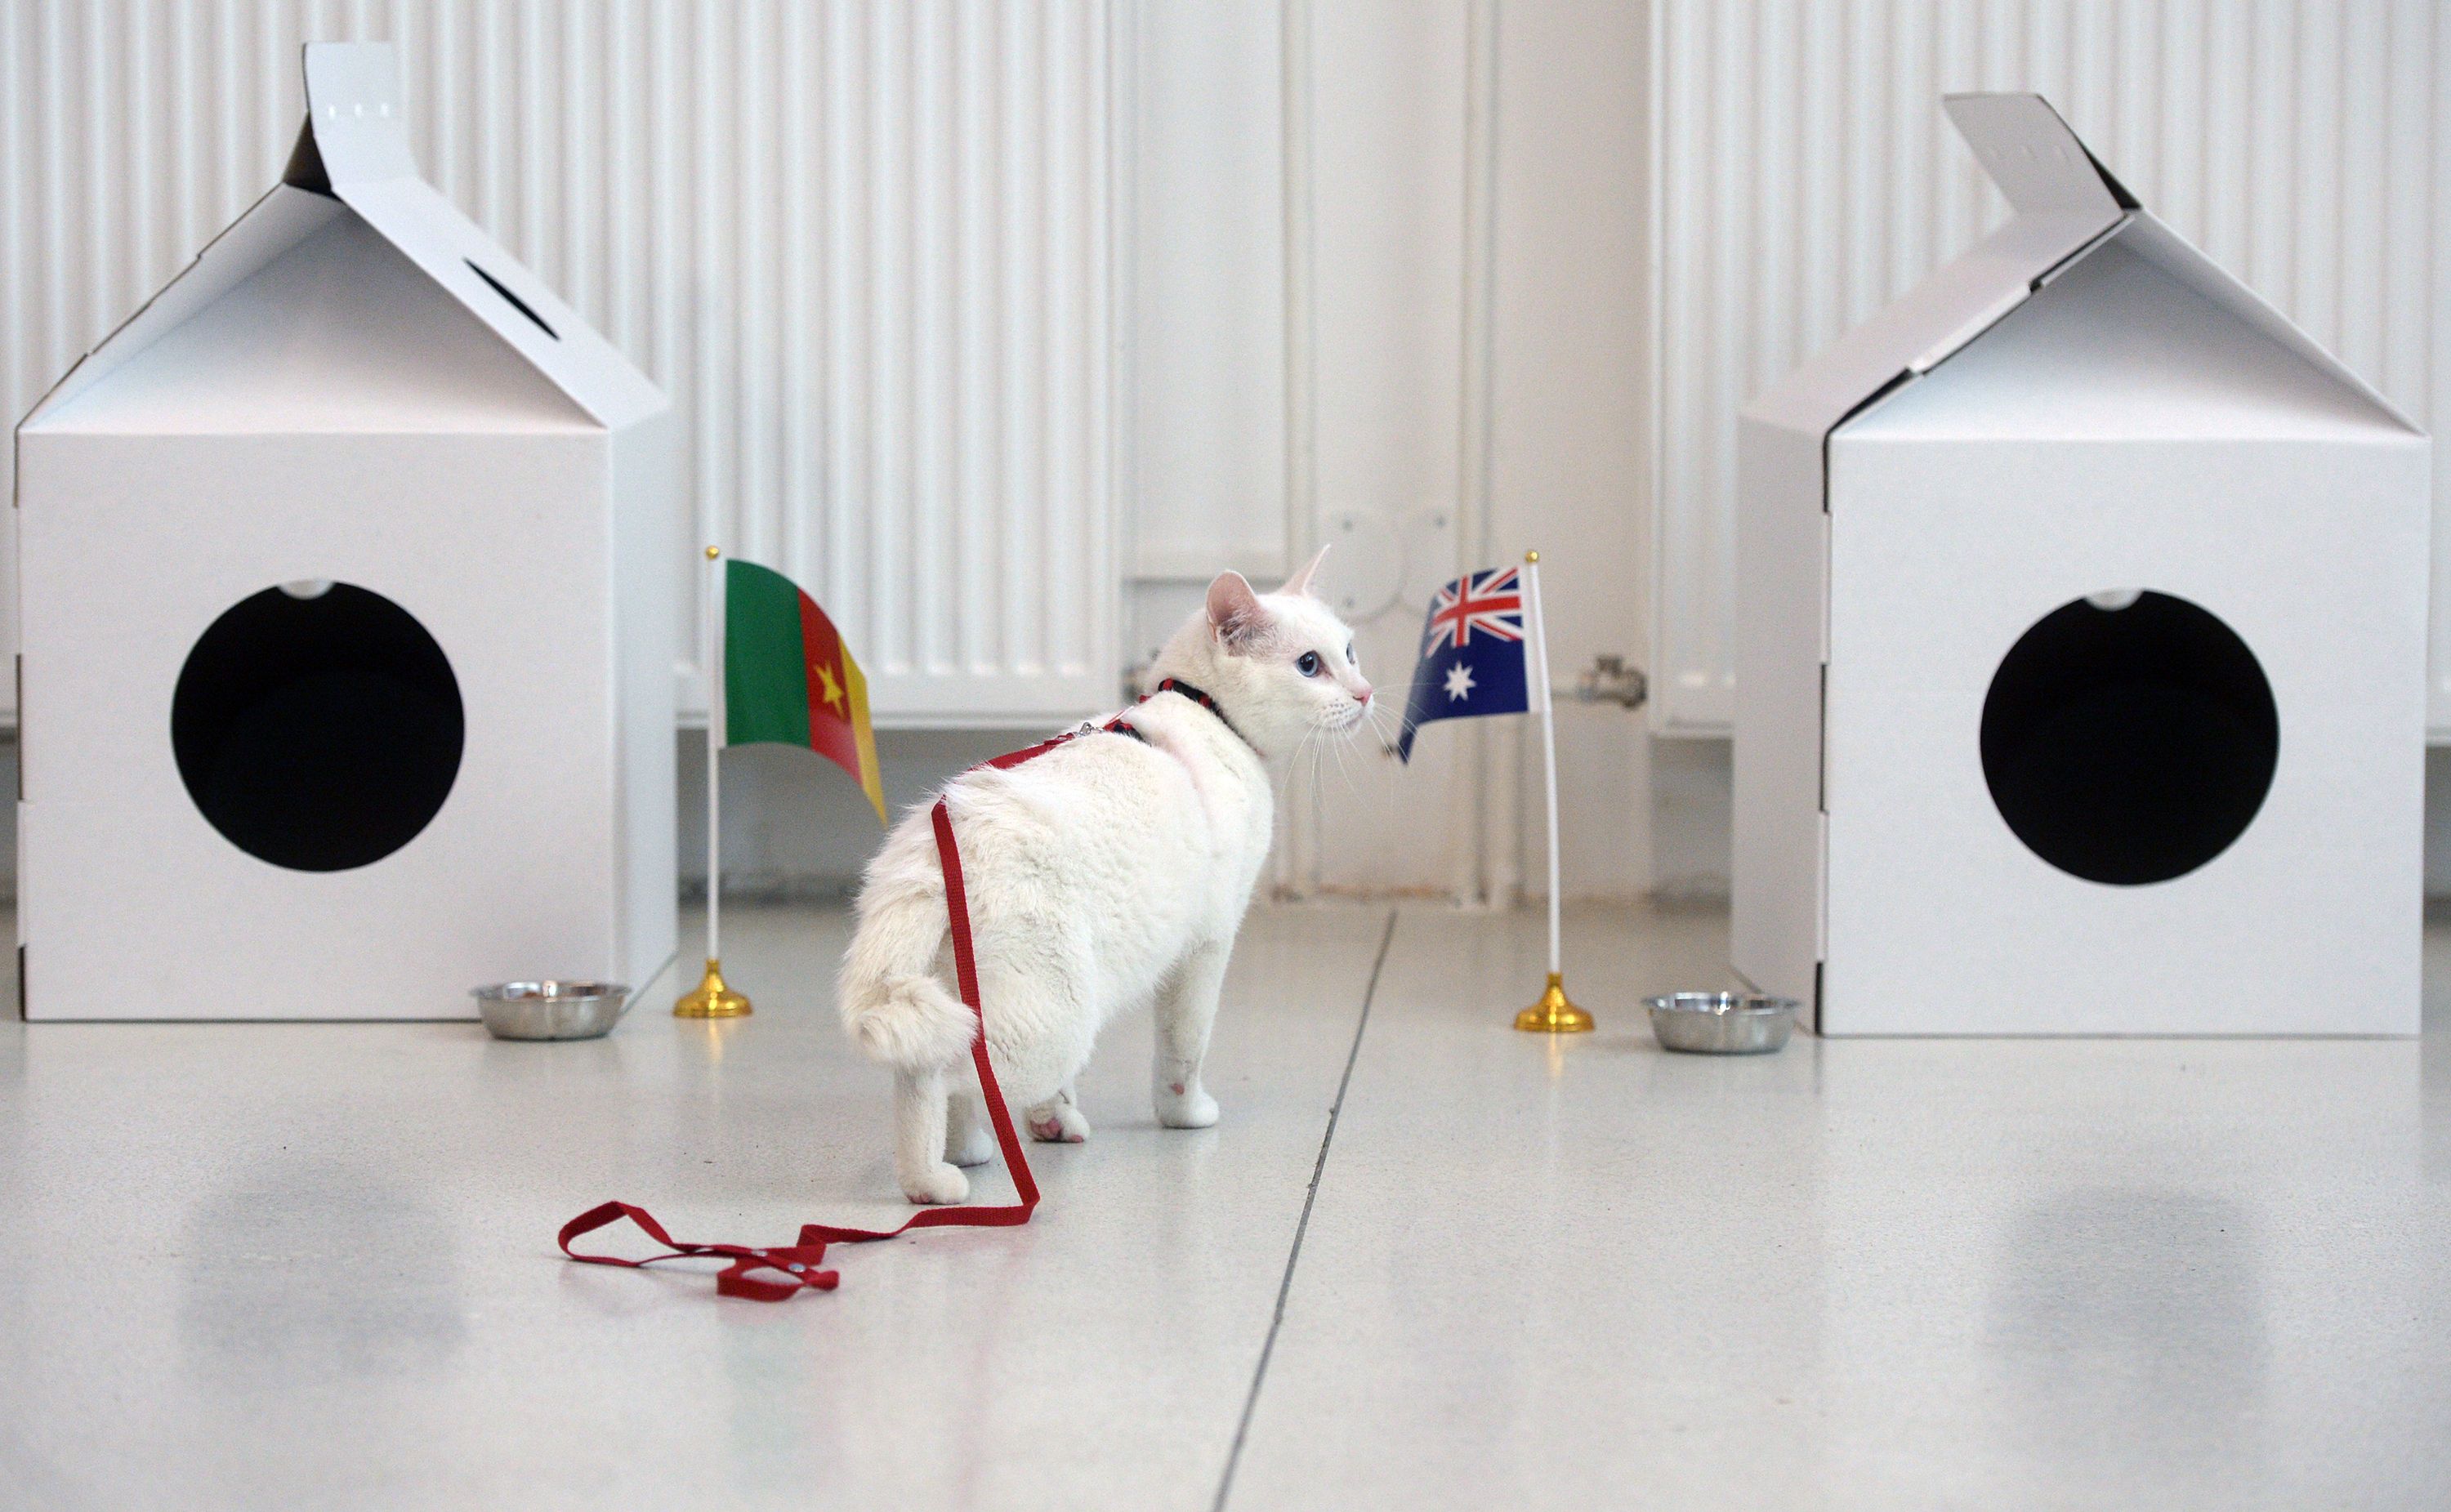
23, 42, 664, 435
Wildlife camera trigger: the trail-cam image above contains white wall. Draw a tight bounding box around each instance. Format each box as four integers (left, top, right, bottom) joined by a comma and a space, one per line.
1130, 0, 1659, 903
686, 0, 1667, 903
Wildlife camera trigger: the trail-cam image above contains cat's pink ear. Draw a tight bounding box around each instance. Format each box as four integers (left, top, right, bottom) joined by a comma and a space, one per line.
1277, 544, 1331, 599
1206, 570, 1268, 646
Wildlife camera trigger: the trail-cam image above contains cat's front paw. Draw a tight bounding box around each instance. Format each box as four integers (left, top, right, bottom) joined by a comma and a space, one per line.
1156, 1084, 1220, 1129
902, 1161, 971, 1205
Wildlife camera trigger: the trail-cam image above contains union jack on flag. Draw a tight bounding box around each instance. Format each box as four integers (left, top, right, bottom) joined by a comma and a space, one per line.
1422, 565, 1525, 653
1399, 566, 1530, 762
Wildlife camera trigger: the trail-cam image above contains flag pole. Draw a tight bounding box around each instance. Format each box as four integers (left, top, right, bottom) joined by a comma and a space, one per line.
1515, 549, 1592, 1033
677, 544, 750, 1018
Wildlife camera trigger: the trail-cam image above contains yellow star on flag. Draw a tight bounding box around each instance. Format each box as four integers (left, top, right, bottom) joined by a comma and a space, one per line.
812, 661, 845, 713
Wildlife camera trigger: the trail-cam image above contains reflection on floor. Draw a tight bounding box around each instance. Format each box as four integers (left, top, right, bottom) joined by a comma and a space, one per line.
0, 900, 2445, 1510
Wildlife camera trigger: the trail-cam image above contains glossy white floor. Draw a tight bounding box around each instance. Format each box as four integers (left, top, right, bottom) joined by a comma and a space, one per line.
2, 899, 2446, 1510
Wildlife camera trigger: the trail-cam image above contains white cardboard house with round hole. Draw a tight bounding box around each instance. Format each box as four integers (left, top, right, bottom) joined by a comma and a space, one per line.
1734, 94, 2430, 1037
11, 43, 679, 1020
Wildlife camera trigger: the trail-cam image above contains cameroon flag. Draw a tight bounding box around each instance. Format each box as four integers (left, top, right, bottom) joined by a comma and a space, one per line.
722, 559, 886, 823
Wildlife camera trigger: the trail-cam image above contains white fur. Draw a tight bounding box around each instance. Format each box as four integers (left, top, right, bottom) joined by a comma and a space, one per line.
838, 553, 1372, 1202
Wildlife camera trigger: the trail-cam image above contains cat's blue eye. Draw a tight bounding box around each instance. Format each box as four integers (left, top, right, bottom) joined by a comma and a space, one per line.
1346, 641, 1355, 664
1297, 651, 1322, 676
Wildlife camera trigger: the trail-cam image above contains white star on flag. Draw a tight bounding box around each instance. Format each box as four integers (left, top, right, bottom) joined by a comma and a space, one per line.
1444, 662, 1476, 701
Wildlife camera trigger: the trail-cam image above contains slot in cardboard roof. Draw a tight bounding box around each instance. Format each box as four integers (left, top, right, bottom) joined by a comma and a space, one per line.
1743, 93, 2413, 443
22, 42, 663, 436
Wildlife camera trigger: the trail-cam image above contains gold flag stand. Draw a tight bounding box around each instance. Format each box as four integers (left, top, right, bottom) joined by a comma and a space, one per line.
1512, 551, 1594, 1033
679, 545, 752, 1018
676, 957, 750, 1019
1516, 972, 1593, 1034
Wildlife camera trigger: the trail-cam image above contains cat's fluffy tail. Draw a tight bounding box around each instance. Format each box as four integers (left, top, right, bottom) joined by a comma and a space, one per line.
838, 850, 977, 1072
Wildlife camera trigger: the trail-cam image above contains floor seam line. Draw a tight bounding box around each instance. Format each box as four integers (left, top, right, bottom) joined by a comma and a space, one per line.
1209, 905, 1400, 1512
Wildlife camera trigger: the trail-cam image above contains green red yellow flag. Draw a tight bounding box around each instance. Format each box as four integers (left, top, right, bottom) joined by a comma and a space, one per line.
722, 558, 886, 823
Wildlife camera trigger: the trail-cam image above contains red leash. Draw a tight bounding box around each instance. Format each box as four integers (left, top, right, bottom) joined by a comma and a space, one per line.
559, 718, 1136, 1300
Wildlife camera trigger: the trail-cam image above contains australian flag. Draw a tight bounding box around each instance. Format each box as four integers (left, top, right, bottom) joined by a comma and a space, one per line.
1398, 566, 1529, 761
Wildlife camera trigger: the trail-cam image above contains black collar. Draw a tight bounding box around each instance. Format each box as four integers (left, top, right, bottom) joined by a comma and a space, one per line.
1154, 677, 1254, 752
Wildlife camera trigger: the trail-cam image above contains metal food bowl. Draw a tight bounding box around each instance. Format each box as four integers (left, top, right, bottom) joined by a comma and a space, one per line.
472, 981, 632, 1041
1645, 992, 1799, 1055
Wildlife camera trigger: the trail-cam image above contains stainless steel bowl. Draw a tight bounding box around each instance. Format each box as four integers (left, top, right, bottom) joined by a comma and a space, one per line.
472, 981, 632, 1041
1645, 992, 1798, 1055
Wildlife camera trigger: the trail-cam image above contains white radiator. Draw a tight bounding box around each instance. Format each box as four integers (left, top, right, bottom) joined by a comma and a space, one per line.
0, 0, 1121, 727
1652, 0, 2451, 734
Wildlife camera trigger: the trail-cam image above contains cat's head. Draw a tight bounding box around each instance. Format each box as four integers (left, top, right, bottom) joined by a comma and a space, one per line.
1160, 547, 1373, 759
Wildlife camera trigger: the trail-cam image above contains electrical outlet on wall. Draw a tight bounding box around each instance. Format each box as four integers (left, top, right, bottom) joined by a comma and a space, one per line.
1320, 509, 1404, 622
1399, 506, 1458, 613
1307, 504, 1465, 627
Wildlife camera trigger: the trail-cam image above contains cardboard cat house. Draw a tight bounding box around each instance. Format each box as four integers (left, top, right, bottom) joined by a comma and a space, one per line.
13, 42, 680, 1019
1734, 94, 2429, 1037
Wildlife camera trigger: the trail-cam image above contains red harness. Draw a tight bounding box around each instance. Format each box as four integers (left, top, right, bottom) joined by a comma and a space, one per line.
558, 708, 1160, 1300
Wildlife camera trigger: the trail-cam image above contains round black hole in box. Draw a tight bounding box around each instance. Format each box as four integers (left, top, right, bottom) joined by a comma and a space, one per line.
172, 582, 464, 872
1980, 591, 2277, 886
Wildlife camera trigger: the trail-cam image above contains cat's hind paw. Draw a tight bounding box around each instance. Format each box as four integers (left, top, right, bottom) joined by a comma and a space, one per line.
902, 1162, 971, 1205
1156, 1085, 1220, 1130
1026, 1100, 1091, 1144
945, 1119, 997, 1168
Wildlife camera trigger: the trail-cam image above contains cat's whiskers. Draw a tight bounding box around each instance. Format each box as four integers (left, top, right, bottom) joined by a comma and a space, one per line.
1359, 698, 1399, 756
1326, 724, 1361, 797
1302, 698, 1373, 798
1285, 720, 1325, 801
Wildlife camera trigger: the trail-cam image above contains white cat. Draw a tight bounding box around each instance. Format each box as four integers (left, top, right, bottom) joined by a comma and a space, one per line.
838, 551, 1372, 1203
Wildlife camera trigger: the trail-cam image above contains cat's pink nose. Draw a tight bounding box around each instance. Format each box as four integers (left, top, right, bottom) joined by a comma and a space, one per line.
1356, 684, 1373, 705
